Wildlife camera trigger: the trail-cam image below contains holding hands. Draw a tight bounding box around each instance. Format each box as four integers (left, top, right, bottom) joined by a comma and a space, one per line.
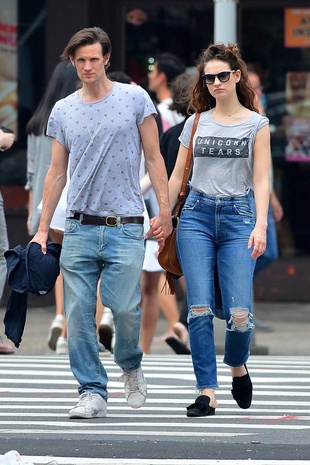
145, 213, 172, 252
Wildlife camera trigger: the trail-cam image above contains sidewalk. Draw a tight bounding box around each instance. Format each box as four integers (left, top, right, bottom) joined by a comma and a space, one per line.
1, 301, 309, 356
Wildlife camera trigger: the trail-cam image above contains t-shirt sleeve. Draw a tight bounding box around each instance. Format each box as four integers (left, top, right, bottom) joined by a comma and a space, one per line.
251, 114, 269, 145
46, 102, 66, 146
178, 114, 196, 149
258, 114, 269, 130
135, 86, 157, 126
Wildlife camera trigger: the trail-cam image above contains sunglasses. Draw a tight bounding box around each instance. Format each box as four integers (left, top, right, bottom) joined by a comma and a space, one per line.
201, 70, 236, 85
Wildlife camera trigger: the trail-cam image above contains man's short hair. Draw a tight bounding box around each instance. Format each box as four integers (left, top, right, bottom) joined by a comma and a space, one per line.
61, 27, 112, 60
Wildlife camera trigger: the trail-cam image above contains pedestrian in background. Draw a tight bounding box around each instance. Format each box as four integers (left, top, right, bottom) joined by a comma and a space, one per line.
139, 52, 186, 353
159, 72, 196, 355
168, 43, 271, 417
148, 52, 186, 132
31, 27, 171, 419
248, 67, 283, 332
0, 127, 15, 354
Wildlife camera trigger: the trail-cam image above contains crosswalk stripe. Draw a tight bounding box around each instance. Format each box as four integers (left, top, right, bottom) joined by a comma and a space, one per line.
0, 421, 310, 431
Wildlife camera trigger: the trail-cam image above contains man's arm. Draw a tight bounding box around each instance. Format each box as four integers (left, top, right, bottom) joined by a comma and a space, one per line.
139, 115, 172, 250
31, 138, 68, 253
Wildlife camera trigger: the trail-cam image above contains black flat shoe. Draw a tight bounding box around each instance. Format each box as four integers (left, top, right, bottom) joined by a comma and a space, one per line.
231, 364, 252, 409
186, 395, 216, 417
165, 336, 191, 355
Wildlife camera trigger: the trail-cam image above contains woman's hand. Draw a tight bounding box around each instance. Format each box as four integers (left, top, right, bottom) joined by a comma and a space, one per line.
248, 226, 267, 259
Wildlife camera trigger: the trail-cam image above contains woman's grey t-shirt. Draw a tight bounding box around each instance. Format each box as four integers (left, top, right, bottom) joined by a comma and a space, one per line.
179, 110, 269, 197
47, 82, 156, 217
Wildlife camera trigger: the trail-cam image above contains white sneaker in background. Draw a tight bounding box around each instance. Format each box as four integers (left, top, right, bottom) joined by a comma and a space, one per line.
69, 392, 107, 419
55, 336, 68, 355
47, 314, 64, 351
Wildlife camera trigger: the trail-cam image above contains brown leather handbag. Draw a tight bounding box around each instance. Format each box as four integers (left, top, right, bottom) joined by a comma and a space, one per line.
158, 113, 200, 293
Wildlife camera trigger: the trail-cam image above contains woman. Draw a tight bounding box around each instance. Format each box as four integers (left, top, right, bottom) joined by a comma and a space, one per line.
168, 43, 271, 417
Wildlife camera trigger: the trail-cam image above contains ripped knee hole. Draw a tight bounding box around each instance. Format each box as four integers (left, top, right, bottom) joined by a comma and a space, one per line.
229, 307, 251, 331
190, 306, 212, 316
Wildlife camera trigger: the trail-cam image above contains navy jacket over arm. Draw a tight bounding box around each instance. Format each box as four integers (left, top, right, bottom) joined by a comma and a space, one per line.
4, 241, 61, 347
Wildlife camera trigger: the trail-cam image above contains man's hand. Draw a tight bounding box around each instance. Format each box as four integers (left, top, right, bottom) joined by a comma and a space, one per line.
30, 231, 49, 255
145, 213, 172, 253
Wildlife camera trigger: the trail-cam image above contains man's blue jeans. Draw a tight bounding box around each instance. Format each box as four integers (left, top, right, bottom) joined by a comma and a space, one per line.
177, 189, 256, 390
60, 219, 145, 399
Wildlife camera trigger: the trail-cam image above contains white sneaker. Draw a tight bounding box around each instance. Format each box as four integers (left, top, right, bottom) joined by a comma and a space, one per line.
56, 336, 68, 355
122, 367, 147, 408
47, 314, 64, 351
69, 392, 107, 419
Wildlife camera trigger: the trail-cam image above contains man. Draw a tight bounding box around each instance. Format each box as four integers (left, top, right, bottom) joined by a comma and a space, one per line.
31, 27, 172, 419
0, 127, 15, 355
148, 52, 186, 133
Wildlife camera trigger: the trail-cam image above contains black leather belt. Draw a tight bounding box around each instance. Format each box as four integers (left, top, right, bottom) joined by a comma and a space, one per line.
68, 212, 144, 226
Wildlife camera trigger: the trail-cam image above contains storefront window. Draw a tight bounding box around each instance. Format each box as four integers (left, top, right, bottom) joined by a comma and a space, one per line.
125, 5, 213, 87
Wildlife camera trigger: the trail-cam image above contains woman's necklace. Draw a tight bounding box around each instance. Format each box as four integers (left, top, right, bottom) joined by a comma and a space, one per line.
213, 104, 242, 118
81, 88, 104, 146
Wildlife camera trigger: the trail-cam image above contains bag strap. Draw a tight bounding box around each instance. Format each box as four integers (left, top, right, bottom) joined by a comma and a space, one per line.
173, 113, 200, 218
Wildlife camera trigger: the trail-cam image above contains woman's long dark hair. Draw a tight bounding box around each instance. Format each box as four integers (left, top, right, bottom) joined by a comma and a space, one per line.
190, 43, 258, 114
26, 60, 80, 136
